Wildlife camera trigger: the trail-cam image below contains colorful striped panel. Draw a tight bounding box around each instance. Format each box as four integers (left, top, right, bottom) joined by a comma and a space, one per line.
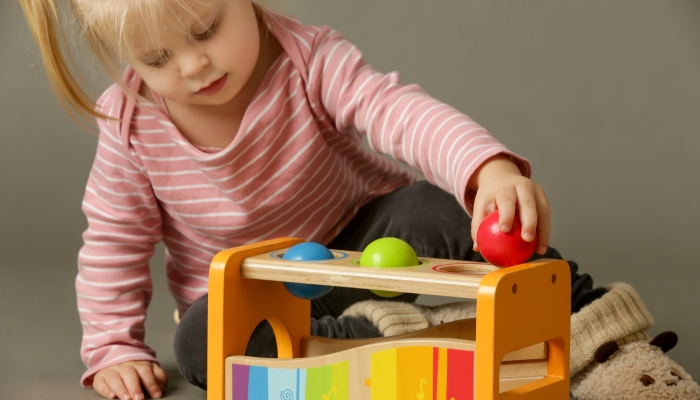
230, 346, 473, 399
370, 346, 474, 400
435, 347, 448, 399
230, 361, 349, 400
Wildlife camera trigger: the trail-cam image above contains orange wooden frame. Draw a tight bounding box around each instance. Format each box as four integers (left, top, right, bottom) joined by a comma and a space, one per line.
207, 238, 570, 400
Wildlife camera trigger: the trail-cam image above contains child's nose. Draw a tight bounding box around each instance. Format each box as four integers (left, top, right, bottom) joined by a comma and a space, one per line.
179, 49, 210, 78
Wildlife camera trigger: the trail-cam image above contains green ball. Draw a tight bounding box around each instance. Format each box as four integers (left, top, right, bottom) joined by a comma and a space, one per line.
360, 237, 419, 297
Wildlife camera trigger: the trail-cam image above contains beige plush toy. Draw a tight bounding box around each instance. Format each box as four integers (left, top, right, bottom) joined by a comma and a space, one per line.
571, 331, 700, 400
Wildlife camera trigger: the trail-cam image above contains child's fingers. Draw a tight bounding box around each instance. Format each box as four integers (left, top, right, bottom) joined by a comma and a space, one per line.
152, 363, 168, 392
535, 188, 551, 254
134, 363, 165, 398
494, 190, 517, 233
93, 375, 117, 399
101, 371, 131, 400
470, 210, 484, 251
119, 367, 145, 400
470, 195, 493, 251
515, 184, 538, 242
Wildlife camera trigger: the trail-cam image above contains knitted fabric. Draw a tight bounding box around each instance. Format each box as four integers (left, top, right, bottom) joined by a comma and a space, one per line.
570, 282, 655, 376
341, 300, 476, 337
415, 301, 476, 326
341, 301, 429, 336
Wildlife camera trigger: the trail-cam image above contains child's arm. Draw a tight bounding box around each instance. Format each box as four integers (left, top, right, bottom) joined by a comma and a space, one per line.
77, 88, 165, 399
306, 28, 549, 252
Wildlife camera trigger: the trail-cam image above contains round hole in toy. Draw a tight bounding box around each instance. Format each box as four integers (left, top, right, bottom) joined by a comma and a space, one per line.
433, 263, 494, 275
359, 237, 419, 297
281, 242, 334, 300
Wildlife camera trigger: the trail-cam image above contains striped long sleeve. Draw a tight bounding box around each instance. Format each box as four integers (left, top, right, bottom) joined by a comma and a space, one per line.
305, 27, 531, 212
77, 90, 163, 385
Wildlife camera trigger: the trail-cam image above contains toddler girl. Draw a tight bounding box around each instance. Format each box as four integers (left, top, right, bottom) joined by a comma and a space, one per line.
21, 1, 693, 400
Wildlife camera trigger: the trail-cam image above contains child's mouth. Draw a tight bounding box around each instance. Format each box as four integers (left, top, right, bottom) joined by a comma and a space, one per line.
196, 74, 228, 96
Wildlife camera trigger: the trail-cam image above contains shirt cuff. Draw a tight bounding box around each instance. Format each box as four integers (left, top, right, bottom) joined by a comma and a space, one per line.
461, 150, 532, 216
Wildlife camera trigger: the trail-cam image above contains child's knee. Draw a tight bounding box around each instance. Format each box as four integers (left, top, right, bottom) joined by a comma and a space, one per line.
173, 295, 208, 389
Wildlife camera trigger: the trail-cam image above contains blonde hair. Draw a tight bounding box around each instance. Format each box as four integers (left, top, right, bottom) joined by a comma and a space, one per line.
19, 0, 266, 124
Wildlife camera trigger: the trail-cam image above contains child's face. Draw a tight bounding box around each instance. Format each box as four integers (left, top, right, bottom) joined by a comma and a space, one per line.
128, 0, 260, 107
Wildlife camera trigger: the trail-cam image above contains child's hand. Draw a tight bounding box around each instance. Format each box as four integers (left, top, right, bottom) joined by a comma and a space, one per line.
469, 155, 551, 255
93, 361, 167, 400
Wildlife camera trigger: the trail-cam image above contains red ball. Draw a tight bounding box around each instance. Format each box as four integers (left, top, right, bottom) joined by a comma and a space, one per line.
477, 210, 537, 268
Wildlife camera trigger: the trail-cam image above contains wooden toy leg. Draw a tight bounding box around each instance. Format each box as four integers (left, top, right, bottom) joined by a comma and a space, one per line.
208, 238, 310, 400
476, 259, 571, 400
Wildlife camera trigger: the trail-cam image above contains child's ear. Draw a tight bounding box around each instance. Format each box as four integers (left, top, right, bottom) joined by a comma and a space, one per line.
594, 340, 620, 363
648, 331, 678, 353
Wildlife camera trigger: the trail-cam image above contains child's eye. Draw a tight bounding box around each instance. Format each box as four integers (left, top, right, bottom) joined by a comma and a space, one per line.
145, 51, 170, 68
192, 18, 220, 41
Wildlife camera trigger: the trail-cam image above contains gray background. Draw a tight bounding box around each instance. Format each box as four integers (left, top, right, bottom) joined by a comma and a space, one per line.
2, 0, 699, 398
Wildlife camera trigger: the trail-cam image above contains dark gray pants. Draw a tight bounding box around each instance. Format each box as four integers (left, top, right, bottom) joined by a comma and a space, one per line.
173, 181, 605, 389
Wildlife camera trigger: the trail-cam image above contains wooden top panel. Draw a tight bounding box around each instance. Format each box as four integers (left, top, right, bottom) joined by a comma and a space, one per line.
240, 249, 500, 299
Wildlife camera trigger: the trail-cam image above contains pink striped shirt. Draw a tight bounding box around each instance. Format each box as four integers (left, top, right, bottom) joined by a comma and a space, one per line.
76, 11, 530, 385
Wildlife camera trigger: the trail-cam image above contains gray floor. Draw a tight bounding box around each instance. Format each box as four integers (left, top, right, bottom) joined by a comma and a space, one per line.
0, 249, 205, 399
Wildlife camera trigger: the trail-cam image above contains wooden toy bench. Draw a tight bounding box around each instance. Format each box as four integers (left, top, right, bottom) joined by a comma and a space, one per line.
207, 238, 570, 400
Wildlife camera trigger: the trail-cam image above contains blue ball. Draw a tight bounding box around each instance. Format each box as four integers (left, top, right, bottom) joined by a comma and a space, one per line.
282, 282, 333, 300
282, 242, 335, 261
282, 242, 334, 300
